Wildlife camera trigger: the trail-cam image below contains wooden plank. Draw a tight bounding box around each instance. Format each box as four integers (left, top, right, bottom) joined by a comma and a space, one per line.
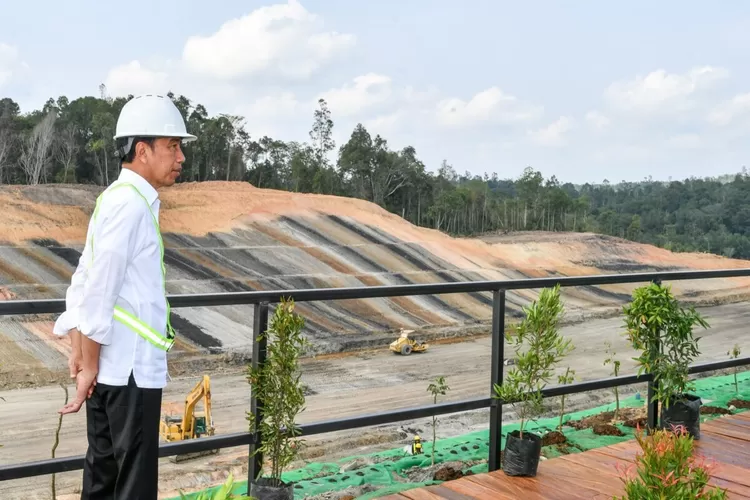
420, 485, 478, 500
706, 417, 750, 432
465, 474, 545, 500
705, 413, 750, 430
439, 475, 514, 500
706, 476, 750, 499
703, 419, 750, 441
557, 451, 626, 478
376, 495, 411, 500
534, 457, 626, 498
709, 461, 750, 488
400, 488, 453, 500
395, 415, 750, 499
588, 442, 639, 463
694, 433, 750, 467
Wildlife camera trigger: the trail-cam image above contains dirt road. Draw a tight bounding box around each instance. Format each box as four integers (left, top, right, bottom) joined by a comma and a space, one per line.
1, 303, 748, 499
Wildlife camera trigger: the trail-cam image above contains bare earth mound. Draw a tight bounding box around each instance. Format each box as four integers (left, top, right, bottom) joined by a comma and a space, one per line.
1, 181, 750, 387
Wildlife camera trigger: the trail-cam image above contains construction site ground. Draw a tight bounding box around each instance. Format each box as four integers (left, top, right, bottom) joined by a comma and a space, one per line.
1, 301, 749, 499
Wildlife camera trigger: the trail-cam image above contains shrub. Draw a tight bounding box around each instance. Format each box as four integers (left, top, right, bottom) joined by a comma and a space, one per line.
615, 425, 726, 499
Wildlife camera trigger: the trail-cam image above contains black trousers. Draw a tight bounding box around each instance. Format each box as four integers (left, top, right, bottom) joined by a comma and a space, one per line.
81, 372, 162, 500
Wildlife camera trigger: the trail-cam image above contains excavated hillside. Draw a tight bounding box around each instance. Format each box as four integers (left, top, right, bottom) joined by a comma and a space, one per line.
2, 181, 750, 387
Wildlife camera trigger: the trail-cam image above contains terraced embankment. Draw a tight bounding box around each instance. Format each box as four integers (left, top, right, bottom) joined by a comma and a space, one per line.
1, 181, 750, 388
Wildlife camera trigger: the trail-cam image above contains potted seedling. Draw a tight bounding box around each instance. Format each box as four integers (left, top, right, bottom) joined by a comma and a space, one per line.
246, 298, 308, 500
493, 284, 573, 477
427, 375, 450, 466
556, 366, 575, 433
623, 282, 709, 439
728, 344, 741, 394
604, 341, 621, 420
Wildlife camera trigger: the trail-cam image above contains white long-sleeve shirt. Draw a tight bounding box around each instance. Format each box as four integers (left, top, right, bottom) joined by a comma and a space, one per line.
53, 168, 170, 389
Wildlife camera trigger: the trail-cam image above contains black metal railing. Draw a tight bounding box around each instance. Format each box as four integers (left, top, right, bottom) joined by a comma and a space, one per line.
2, 268, 750, 487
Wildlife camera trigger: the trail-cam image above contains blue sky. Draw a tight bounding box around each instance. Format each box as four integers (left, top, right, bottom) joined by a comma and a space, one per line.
2, 0, 750, 184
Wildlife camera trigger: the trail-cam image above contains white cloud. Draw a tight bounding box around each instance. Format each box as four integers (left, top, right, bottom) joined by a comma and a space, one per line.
318, 73, 392, 117
603, 66, 729, 115
435, 86, 542, 127
249, 91, 301, 118
181, 0, 355, 81
365, 111, 403, 131
103, 60, 170, 97
0, 43, 24, 89
707, 92, 750, 126
665, 133, 703, 149
585, 110, 610, 130
529, 116, 574, 147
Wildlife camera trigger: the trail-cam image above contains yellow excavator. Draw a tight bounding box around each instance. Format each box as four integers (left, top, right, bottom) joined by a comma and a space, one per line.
159, 374, 219, 463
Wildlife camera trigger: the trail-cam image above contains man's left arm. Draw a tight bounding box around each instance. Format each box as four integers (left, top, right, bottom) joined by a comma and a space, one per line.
59, 193, 142, 414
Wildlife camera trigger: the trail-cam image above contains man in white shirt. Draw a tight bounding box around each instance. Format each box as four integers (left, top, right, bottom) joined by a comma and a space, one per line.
53, 94, 197, 499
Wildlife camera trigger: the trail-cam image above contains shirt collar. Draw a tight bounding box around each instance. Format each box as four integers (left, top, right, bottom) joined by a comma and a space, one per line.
117, 168, 159, 206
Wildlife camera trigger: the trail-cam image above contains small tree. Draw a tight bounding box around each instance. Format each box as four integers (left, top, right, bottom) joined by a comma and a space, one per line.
246, 298, 308, 489
427, 376, 450, 465
623, 282, 708, 409
557, 367, 575, 432
494, 284, 573, 438
604, 341, 621, 419
728, 344, 741, 394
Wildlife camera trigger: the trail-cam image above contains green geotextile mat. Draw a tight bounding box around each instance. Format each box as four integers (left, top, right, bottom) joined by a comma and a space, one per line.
171, 369, 750, 500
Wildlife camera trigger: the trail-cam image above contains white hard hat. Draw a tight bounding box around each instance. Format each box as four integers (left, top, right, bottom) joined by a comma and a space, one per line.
114, 94, 197, 142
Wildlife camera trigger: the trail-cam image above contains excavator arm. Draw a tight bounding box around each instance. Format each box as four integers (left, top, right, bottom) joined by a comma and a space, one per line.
179, 374, 213, 440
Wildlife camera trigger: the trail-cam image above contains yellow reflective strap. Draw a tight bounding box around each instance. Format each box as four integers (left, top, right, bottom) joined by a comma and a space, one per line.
114, 306, 174, 351
88, 181, 175, 351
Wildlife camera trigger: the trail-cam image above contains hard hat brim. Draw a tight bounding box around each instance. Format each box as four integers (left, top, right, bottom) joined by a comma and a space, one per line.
113, 132, 198, 142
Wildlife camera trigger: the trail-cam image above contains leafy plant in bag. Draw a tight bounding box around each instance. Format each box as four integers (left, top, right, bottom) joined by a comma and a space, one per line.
622, 282, 709, 408
246, 298, 308, 493
493, 284, 573, 438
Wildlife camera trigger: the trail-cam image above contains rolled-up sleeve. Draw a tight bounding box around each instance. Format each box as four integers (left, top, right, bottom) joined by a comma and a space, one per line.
77, 193, 142, 345
52, 257, 88, 336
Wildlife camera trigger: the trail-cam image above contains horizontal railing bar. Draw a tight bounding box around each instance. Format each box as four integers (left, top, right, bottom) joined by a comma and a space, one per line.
299, 397, 492, 436
689, 356, 750, 374
3, 268, 750, 315
4, 355, 749, 481
0, 432, 255, 481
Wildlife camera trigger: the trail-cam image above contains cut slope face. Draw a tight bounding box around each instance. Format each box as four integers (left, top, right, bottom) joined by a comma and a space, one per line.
1, 181, 749, 378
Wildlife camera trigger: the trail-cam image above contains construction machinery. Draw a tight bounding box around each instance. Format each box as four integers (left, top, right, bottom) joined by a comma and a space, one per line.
159, 374, 219, 463
389, 329, 428, 355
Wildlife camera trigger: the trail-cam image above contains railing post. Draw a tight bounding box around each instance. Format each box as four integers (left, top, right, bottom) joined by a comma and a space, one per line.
488, 289, 506, 472
646, 278, 661, 432
248, 302, 269, 491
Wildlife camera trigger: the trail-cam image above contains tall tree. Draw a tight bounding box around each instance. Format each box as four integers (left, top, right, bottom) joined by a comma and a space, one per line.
19, 111, 57, 185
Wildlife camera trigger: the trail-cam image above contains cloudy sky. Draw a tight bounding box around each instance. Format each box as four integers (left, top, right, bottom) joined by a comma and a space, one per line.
2, 0, 750, 184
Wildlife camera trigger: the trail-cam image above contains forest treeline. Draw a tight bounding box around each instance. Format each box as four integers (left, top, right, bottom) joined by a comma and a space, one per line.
1, 87, 750, 259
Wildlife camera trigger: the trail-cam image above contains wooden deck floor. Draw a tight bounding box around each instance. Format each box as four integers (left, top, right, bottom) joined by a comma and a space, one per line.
380, 409, 750, 499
